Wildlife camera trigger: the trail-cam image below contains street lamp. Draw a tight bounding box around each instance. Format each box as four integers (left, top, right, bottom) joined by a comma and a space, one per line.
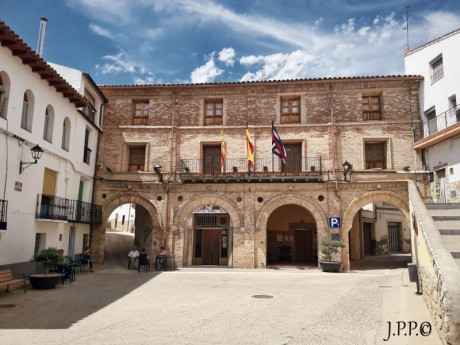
20, 144, 43, 174
342, 160, 353, 182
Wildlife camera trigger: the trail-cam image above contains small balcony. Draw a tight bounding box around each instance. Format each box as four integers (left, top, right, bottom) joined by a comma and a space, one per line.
423, 105, 460, 138
79, 104, 97, 123
0, 199, 7, 230
179, 157, 322, 183
35, 194, 102, 225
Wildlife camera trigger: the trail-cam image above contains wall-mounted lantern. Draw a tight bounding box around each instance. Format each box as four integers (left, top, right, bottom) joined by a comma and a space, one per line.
342, 160, 353, 182
19, 144, 43, 174
154, 164, 163, 182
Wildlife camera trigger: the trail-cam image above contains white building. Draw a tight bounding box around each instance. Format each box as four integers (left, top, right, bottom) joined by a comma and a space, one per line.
107, 203, 136, 232
405, 28, 460, 202
0, 20, 106, 272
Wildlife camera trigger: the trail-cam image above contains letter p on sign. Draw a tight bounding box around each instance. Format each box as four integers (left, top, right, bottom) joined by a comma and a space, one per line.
329, 217, 341, 228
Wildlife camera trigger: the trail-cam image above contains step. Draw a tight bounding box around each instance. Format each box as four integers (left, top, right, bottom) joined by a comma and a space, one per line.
425, 203, 460, 210
442, 237, 460, 252
427, 209, 460, 217
451, 252, 460, 259
432, 216, 460, 221
439, 229, 460, 235
434, 220, 460, 230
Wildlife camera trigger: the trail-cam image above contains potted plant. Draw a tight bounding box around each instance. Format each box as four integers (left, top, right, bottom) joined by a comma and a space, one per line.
29, 248, 64, 289
278, 245, 293, 262
319, 239, 345, 272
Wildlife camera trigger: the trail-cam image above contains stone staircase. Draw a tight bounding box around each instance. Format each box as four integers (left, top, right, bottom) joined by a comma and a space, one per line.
425, 203, 460, 268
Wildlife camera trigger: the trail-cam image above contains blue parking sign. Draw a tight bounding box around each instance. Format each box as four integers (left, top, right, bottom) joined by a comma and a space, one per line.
329, 217, 341, 228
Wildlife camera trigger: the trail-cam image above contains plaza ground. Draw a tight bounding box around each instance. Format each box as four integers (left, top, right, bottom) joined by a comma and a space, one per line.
0, 257, 442, 345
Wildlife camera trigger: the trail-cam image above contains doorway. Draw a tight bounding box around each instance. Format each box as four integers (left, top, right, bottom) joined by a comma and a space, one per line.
203, 145, 221, 175
192, 206, 230, 266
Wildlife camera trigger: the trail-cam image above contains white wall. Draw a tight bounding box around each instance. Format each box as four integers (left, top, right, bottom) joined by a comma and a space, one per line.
405, 30, 460, 120
0, 45, 98, 265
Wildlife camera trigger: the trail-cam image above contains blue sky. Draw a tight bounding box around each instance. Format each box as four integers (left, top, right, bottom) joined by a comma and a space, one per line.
1, 0, 460, 85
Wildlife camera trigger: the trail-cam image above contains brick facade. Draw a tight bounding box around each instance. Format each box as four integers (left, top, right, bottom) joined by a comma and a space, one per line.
93, 76, 430, 269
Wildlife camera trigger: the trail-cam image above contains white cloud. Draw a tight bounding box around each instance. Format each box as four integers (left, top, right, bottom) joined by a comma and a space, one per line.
240, 51, 314, 81
190, 52, 224, 83
95, 49, 155, 78
89, 23, 115, 39
218, 47, 236, 67
315, 17, 323, 26
134, 76, 156, 85
142, 28, 164, 39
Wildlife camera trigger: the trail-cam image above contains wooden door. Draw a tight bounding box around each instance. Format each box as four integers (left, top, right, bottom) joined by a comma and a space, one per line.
294, 230, 313, 262
282, 143, 302, 173
203, 146, 221, 175
201, 229, 220, 265
388, 222, 401, 252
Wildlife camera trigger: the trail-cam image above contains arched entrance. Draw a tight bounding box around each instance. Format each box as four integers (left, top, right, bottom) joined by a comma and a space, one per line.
192, 205, 231, 266
173, 194, 242, 267
342, 191, 412, 270
255, 194, 328, 269
91, 194, 161, 267
266, 204, 317, 266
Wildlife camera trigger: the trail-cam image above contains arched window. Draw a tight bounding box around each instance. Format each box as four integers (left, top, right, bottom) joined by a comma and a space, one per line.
0, 72, 10, 119
43, 105, 54, 142
21, 90, 34, 131
61, 117, 71, 151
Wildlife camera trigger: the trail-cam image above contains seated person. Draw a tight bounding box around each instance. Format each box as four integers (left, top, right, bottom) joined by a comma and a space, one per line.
138, 248, 150, 273
127, 246, 139, 269
156, 246, 167, 270
82, 246, 94, 272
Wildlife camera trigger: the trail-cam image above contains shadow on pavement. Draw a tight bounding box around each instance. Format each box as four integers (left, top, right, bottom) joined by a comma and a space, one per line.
0, 231, 162, 329
350, 253, 412, 271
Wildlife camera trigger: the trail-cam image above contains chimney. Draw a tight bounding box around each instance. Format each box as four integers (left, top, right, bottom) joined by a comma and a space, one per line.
37, 17, 48, 58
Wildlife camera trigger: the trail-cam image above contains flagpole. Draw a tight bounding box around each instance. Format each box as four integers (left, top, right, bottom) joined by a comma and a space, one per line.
271, 121, 274, 172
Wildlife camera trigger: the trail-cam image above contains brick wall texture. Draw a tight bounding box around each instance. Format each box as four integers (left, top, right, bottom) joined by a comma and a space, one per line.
92, 76, 430, 269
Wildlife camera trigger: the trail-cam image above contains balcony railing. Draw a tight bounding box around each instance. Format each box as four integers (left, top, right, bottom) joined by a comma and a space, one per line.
0, 199, 7, 230
80, 104, 97, 123
423, 104, 460, 138
179, 157, 322, 176
35, 194, 102, 225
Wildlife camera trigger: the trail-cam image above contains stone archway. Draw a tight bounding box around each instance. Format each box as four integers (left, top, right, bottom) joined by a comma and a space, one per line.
173, 194, 243, 267
341, 191, 410, 270
255, 193, 328, 268
92, 193, 161, 266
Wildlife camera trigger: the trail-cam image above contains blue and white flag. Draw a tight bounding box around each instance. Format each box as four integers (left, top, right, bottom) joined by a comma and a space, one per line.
271, 121, 287, 163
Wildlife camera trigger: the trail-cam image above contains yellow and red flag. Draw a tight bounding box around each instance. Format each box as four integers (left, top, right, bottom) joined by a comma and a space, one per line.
221, 123, 226, 167
246, 123, 254, 166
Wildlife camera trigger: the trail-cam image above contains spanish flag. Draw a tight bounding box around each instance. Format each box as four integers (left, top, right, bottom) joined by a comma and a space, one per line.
221, 123, 226, 167
246, 123, 254, 166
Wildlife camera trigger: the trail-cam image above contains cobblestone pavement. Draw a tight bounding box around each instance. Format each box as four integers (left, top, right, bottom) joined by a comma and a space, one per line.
0, 264, 441, 345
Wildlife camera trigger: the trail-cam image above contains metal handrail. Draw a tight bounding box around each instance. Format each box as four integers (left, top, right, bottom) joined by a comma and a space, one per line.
423, 104, 460, 137
179, 157, 322, 175
35, 194, 102, 225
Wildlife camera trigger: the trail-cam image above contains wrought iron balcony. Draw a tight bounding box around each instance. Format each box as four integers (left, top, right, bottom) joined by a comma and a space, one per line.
179, 157, 322, 183
79, 104, 97, 123
423, 104, 460, 138
35, 194, 102, 225
0, 199, 7, 230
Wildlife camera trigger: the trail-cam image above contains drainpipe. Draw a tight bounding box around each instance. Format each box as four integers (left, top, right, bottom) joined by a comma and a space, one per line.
164, 89, 177, 251
329, 83, 338, 189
